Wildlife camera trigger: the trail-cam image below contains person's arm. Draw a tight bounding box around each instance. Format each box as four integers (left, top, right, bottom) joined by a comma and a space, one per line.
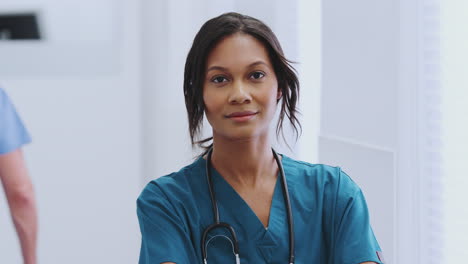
0, 149, 37, 264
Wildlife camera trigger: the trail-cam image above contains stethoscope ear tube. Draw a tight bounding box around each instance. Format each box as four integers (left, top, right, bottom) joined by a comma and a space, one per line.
203, 148, 241, 262
206, 148, 219, 224
272, 149, 295, 264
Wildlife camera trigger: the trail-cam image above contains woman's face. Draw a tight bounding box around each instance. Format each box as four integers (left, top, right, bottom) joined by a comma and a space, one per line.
203, 33, 280, 141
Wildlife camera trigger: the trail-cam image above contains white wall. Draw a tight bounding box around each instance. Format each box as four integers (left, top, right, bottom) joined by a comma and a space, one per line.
0, 1, 121, 76
297, 0, 322, 163
441, 0, 468, 262
0, 0, 141, 263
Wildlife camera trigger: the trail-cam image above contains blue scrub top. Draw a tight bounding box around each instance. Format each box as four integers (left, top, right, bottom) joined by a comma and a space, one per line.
0, 88, 31, 155
137, 155, 383, 264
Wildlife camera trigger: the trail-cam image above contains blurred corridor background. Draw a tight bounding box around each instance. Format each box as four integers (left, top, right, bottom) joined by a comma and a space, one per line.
0, 0, 466, 263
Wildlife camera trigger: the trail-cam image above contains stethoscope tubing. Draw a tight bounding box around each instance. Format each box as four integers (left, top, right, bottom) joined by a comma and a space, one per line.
201, 147, 295, 264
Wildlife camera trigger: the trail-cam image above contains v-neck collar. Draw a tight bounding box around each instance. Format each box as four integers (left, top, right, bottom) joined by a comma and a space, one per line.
213, 163, 281, 230
197, 155, 286, 238
196, 154, 290, 262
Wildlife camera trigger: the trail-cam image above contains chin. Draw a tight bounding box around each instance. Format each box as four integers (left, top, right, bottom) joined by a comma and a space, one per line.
222, 128, 266, 141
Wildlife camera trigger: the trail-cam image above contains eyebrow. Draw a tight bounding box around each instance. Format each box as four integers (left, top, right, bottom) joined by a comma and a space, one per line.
206, 61, 269, 73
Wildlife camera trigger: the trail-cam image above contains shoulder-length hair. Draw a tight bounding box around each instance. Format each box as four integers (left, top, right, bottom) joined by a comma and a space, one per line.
183, 12, 301, 156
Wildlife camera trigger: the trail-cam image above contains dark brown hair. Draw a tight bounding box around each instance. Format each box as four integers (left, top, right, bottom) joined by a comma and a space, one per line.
183, 12, 301, 156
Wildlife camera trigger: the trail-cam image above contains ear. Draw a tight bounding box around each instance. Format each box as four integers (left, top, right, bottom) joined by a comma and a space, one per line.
277, 89, 282, 100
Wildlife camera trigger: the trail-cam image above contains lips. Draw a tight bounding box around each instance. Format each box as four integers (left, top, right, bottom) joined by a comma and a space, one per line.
226, 111, 258, 118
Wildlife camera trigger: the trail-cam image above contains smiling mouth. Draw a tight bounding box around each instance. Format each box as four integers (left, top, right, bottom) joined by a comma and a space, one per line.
225, 111, 258, 122
225, 111, 258, 118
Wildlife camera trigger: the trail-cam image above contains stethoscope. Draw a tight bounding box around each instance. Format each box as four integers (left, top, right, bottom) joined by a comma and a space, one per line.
201, 147, 295, 264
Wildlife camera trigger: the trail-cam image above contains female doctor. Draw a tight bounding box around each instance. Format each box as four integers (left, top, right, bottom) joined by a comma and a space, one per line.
137, 12, 384, 264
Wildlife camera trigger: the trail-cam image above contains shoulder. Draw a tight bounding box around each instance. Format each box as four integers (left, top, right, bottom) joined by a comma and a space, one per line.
281, 155, 361, 197
138, 158, 204, 206
136, 159, 207, 229
0, 88, 32, 154
0, 87, 6, 98
0, 87, 12, 110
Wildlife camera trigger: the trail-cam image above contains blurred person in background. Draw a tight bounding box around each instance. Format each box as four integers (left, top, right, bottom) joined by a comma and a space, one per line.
0, 87, 37, 264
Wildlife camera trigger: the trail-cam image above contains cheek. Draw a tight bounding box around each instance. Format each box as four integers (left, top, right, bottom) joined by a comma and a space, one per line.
267, 91, 280, 114
265, 83, 279, 105
203, 91, 222, 115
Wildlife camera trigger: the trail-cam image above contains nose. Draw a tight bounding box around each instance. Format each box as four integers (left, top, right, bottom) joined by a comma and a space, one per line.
228, 80, 252, 104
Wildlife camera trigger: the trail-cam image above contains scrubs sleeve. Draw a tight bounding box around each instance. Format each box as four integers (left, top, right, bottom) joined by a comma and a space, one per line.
0, 88, 31, 155
137, 181, 197, 264
331, 168, 383, 264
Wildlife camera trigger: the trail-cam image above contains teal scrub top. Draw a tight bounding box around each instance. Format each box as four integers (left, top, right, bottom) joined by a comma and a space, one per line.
137, 155, 384, 264
0, 88, 31, 155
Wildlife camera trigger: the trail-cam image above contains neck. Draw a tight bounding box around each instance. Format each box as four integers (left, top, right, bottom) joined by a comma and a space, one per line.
209, 133, 279, 189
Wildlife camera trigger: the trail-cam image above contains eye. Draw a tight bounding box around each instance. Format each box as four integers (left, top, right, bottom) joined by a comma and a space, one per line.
211, 75, 228, 83
250, 71, 265, 80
